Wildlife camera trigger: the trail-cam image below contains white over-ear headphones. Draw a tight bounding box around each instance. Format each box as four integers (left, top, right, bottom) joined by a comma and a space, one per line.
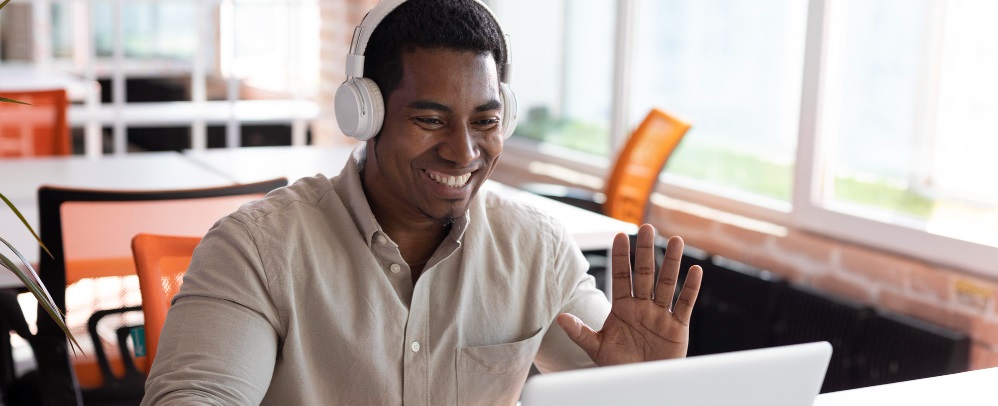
334, 0, 518, 141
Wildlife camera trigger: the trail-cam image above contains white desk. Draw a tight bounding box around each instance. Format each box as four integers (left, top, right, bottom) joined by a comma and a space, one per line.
182, 145, 357, 184
813, 367, 998, 405
68, 100, 320, 127
181, 145, 638, 252
0, 64, 99, 102
0, 152, 236, 287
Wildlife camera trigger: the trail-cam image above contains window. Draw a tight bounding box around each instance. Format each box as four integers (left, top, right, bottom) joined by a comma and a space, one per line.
631, 0, 808, 202
496, 0, 616, 157
817, 0, 933, 222
26, 0, 319, 154
497, 0, 998, 276
91, 1, 199, 59
805, 0, 998, 263
222, 0, 319, 100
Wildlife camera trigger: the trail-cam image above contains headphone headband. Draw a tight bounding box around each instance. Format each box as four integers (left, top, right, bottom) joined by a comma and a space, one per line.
345, 0, 512, 83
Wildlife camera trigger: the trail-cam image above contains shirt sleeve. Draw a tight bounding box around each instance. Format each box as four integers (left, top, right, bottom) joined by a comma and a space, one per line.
141, 216, 282, 406
532, 222, 612, 373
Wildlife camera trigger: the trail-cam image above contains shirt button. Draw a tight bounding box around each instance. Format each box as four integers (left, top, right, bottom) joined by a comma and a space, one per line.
411, 342, 420, 352
377, 235, 388, 245
390, 263, 401, 273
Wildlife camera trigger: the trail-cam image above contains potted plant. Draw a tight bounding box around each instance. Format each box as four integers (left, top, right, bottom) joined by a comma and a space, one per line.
0, 195, 81, 351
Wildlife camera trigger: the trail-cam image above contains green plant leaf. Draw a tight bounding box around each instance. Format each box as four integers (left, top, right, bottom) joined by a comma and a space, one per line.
0, 237, 82, 354
0, 97, 30, 105
0, 193, 52, 259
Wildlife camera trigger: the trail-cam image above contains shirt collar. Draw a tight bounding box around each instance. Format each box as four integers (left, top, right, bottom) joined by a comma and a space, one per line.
334, 144, 472, 249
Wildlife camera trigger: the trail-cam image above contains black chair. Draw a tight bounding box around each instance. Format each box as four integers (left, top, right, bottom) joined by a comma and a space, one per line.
851, 310, 969, 388
687, 256, 784, 357
21, 178, 287, 406
769, 283, 871, 393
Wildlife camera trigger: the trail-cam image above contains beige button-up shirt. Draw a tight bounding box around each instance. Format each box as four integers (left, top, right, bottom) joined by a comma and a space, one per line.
142, 147, 611, 405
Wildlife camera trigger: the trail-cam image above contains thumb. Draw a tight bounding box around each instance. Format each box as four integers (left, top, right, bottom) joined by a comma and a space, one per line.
556, 313, 600, 359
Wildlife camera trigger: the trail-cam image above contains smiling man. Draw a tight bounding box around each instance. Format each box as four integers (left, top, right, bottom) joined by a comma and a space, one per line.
141, 1, 701, 405
362, 47, 505, 283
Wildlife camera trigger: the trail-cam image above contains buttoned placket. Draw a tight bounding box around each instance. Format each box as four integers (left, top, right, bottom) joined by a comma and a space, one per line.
403, 262, 432, 406
370, 231, 429, 404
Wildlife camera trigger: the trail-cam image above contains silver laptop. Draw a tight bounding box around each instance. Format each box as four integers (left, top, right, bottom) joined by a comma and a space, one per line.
521, 341, 832, 406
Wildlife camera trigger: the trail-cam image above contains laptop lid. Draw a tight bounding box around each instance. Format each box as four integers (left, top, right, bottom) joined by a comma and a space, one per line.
521, 341, 832, 406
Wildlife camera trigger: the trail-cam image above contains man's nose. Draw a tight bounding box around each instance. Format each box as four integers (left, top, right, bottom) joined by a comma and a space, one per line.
438, 124, 479, 167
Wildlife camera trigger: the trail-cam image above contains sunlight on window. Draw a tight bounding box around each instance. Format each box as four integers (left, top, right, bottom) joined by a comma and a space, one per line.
221, 0, 319, 99
631, 0, 808, 202
929, 0, 998, 204
820, 0, 998, 247
500, 0, 615, 157
92, 1, 198, 59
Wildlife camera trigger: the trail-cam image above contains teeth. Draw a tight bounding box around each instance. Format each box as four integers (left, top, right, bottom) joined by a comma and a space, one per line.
427, 171, 472, 188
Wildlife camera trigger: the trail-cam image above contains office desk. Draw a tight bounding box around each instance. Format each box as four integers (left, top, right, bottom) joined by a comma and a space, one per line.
182, 145, 356, 184
0, 152, 235, 287
0, 65, 99, 102
813, 367, 998, 405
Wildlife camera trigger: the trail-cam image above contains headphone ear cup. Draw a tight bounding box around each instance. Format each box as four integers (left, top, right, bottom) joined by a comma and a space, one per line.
499, 83, 518, 139
334, 77, 385, 141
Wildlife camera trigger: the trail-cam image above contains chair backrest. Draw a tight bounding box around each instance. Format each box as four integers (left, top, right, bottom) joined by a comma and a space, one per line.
0, 89, 71, 157
130, 233, 200, 372
33, 177, 287, 403
603, 108, 691, 225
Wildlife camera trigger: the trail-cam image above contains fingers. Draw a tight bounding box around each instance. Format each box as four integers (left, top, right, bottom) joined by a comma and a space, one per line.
610, 232, 632, 301
632, 224, 657, 300
672, 264, 703, 325
556, 313, 600, 359
654, 236, 684, 309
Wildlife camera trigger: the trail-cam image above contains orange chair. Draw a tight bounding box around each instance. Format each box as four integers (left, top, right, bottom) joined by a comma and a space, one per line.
27, 178, 287, 405
130, 234, 200, 372
524, 108, 691, 225
0, 89, 71, 157
521, 108, 691, 292
603, 108, 691, 224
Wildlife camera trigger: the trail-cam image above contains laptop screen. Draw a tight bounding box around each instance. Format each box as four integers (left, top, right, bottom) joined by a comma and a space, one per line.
521, 341, 832, 406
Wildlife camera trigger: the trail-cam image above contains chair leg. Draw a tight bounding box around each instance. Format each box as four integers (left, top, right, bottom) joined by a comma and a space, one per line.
29, 334, 83, 406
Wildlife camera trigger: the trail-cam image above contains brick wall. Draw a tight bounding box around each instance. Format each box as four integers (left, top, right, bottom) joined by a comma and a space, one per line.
0, 3, 35, 61
492, 156, 998, 371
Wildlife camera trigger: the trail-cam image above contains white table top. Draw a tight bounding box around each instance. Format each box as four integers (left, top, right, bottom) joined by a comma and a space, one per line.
0, 64, 99, 102
68, 99, 320, 127
813, 367, 998, 405
0, 152, 236, 287
182, 145, 357, 184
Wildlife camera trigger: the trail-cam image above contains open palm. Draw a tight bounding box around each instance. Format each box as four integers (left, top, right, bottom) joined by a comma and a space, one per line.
558, 224, 703, 366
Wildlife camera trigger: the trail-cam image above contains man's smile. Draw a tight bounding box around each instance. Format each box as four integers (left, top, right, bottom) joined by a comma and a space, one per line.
424, 169, 474, 189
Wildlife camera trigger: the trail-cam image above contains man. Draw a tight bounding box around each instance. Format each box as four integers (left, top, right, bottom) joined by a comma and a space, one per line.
142, 0, 702, 404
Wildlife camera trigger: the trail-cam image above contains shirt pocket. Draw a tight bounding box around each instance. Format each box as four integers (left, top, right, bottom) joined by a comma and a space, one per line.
455, 328, 546, 406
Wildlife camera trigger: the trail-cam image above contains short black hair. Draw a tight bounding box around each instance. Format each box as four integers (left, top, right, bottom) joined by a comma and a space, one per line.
364, 0, 507, 101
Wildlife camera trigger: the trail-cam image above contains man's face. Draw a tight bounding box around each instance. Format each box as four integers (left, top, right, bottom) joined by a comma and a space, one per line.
364, 48, 504, 225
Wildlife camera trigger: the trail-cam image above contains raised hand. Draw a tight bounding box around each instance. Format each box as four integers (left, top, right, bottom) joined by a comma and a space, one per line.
557, 224, 703, 366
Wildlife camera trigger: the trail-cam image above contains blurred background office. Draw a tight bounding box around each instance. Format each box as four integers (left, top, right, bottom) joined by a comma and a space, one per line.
3, 0, 998, 396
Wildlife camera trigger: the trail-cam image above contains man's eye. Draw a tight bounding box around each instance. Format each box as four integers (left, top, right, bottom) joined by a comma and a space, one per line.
474, 118, 500, 128
414, 117, 444, 127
